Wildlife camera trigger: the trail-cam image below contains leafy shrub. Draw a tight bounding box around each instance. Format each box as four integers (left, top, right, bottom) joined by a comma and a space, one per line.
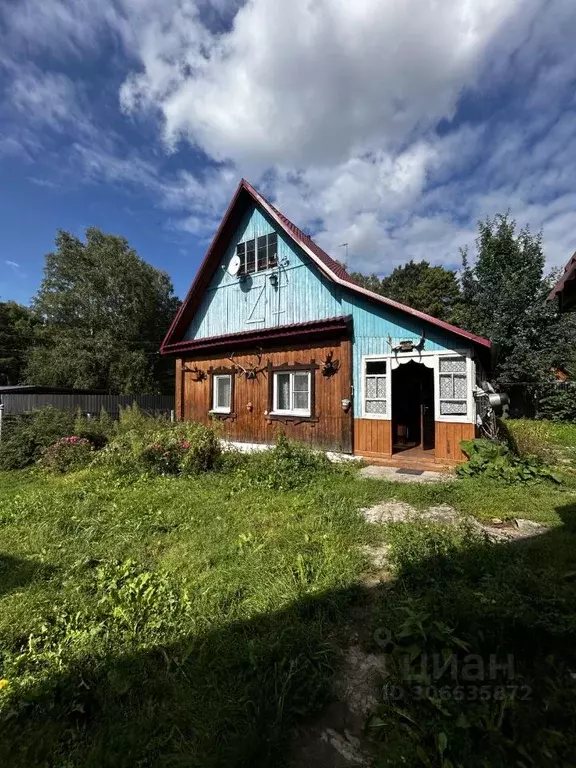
116, 403, 168, 436
0, 407, 75, 470
73, 407, 114, 448
536, 383, 576, 422
96, 422, 221, 477
140, 436, 192, 475
179, 424, 221, 474
231, 434, 334, 490
457, 438, 561, 484
39, 436, 94, 473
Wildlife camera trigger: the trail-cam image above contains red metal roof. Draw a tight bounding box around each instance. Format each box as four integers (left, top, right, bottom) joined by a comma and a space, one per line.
162, 316, 352, 356
548, 253, 576, 311
161, 179, 491, 353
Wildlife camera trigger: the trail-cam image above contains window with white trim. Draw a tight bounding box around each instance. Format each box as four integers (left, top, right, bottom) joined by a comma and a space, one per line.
364, 360, 387, 416
273, 371, 311, 416
212, 374, 232, 413
439, 357, 468, 416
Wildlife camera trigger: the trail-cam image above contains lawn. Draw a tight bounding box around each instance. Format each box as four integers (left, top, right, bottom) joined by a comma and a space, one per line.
1, 452, 576, 766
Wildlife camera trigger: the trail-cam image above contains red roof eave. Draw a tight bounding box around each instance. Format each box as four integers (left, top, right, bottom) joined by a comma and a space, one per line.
161, 316, 352, 356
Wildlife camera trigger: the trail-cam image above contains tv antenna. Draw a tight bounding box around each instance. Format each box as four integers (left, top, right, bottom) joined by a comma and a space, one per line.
339, 242, 348, 263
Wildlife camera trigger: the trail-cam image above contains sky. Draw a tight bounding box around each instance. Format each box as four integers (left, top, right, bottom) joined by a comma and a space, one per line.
1, 0, 575, 306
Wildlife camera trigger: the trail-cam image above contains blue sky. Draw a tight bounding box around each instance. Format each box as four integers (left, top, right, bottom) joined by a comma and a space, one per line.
1, 0, 575, 306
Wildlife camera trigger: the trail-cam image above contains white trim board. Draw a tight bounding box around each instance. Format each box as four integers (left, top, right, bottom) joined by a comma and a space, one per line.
360, 349, 476, 424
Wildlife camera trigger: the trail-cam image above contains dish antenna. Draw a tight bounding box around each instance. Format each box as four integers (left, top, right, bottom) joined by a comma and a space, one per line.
227, 254, 241, 276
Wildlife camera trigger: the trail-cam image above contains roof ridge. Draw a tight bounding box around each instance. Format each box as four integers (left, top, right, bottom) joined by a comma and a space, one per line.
160, 178, 491, 353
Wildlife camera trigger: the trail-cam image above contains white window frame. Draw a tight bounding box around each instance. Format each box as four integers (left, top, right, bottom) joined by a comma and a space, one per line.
212, 373, 233, 414
361, 358, 391, 420
438, 356, 471, 421
360, 350, 475, 424
272, 370, 312, 417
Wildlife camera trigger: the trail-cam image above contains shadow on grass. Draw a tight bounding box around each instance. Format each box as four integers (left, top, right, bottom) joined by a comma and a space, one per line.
2, 505, 576, 767
0, 554, 56, 598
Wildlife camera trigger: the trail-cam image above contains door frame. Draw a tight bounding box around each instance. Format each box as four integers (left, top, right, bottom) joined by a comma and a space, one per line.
391, 359, 435, 450
360, 349, 476, 425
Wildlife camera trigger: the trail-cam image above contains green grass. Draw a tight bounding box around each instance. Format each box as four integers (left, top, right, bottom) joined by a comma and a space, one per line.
505, 418, 576, 468
1, 462, 576, 766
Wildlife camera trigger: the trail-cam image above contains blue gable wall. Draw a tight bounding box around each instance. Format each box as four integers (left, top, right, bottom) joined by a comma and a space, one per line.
184, 201, 473, 417
185, 204, 341, 339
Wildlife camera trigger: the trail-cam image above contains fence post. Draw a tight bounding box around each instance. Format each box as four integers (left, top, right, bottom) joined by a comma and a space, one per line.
0, 402, 3, 444
170, 409, 175, 423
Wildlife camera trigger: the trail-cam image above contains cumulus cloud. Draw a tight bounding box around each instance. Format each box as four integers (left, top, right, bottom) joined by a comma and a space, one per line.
119, 0, 517, 166
1, 0, 575, 274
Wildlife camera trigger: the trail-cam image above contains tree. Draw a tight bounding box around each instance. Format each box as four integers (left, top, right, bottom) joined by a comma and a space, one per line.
457, 213, 576, 388
25, 228, 180, 393
0, 302, 38, 385
350, 261, 462, 322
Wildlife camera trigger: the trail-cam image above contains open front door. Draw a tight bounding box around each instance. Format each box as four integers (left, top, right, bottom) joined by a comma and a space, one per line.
392, 361, 435, 454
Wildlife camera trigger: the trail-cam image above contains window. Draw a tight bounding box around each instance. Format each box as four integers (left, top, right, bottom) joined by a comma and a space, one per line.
273, 371, 311, 416
212, 374, 232, 413
364, 360, 387, 416
439, 357, 468, 416
237, 233, 278, 275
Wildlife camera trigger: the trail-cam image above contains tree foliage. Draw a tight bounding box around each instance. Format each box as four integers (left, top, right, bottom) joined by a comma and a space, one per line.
0, 302, 38, 385
25, 228, 180, 393
350, 260, 462, 322
457, 213, 576, 388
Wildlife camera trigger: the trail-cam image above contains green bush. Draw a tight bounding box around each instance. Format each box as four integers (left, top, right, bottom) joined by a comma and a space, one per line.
536, 384, 576, 422
231, 434, 334, 490
457, 437, 561, 484
179, 424, 221, 474
96, 422, 222, 477
0, 407, 75, 470
73, 407, 114, 448
39, 436, 94, 473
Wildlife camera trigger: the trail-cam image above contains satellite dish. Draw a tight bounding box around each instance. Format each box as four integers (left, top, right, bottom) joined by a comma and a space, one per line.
227, 254, 241, 276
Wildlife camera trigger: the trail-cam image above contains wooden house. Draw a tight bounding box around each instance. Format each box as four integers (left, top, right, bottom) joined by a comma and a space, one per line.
548, 253, 576, 313
161, 180, 491, 465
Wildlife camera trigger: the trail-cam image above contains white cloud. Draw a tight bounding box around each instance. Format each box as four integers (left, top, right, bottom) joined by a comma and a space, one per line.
1, 0, 575, 277
119, 0, 518, 167
5, 260, 21, 270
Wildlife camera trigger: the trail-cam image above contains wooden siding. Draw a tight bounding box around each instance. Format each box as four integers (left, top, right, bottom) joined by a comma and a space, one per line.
354, 419, 392, 457
185, 204, 342, 340
178, 198, 481, 433
179, 339, 353, 452
435, 422, 476, 463
341, 293, 473, 418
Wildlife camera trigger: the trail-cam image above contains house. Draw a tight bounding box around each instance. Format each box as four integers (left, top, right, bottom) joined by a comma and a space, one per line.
161, 180, 491, 464
548, 253, 576, 312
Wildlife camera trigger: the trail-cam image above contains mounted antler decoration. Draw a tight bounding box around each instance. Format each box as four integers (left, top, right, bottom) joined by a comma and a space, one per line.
321, 350, 340, 377
386, 330, 426, 354
228, 349, 267, 380
184, 364, 206, 382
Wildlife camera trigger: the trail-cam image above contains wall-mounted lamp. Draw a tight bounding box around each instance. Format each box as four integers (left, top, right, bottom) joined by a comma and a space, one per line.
269, 272, 279, 288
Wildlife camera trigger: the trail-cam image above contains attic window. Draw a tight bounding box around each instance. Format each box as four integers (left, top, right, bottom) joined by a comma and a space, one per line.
237, 233, 277, 275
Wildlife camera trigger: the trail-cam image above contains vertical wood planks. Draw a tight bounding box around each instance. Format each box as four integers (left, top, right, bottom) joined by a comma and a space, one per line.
434, 422, 476, 462
180, 338, 352, 452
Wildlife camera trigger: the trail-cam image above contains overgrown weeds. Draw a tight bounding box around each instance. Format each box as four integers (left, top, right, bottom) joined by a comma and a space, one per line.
370, 516, 576, 767
457, 437, 562, 484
